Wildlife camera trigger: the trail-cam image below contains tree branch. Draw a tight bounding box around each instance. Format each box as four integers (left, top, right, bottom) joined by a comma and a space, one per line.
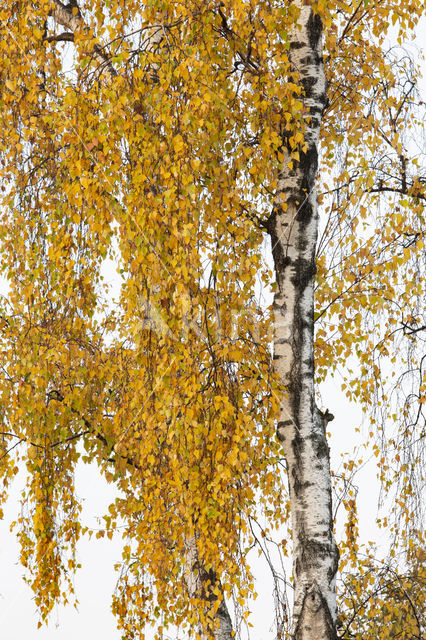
48, 0, 118, 81
368, 185, 426, 201
44, 31, 74, 43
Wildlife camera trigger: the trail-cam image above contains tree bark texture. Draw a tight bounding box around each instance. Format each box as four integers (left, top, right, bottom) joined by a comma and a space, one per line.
184, 537, 233, 640
267, 4, 339, 640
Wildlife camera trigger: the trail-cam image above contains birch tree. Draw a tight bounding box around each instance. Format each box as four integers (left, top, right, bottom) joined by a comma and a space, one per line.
0, 1, 424, 640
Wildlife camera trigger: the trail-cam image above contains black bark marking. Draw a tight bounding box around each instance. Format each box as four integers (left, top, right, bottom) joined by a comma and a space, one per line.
277, 419, 293, 442
291, 256, 315, 291
300, 539, 335, 566
307, 12, 323, 53
290, 41, 305, 50
309, 432, 329, 460
266, 210, 292, 280
299, 145, 319, 193
328, 543, 340, 582
302, 74, 317, 94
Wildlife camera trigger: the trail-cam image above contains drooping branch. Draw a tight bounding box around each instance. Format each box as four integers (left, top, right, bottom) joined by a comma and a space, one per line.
3, 376, 234, 637
0, 429, 90, 461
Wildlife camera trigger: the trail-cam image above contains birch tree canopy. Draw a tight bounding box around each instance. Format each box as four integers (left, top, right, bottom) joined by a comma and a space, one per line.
0, 1, 424, 639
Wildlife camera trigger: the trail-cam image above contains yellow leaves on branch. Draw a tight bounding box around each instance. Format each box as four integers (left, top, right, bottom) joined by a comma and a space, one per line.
0, 1, 291, 630
0, 0, 424, 636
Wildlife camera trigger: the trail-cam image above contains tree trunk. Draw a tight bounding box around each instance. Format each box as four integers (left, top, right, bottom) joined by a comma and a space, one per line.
266, 4, 339, 639
184, 537, 233, 640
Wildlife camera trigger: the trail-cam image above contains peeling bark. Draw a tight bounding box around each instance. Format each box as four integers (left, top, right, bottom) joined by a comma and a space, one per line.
184, 537, 233, 640
267, 3, 339, 639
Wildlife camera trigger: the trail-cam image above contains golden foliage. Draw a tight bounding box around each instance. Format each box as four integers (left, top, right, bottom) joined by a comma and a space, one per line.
0, 0, 424, 636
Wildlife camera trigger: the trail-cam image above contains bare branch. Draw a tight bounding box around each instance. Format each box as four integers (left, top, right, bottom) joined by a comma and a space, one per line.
44, 31, 74, 43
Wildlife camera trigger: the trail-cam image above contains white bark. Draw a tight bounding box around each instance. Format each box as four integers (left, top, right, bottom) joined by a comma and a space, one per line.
49, 0, 118, 81
49, 1, 163, 84
184, 537, 233, 640
267, 4, 338, 640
